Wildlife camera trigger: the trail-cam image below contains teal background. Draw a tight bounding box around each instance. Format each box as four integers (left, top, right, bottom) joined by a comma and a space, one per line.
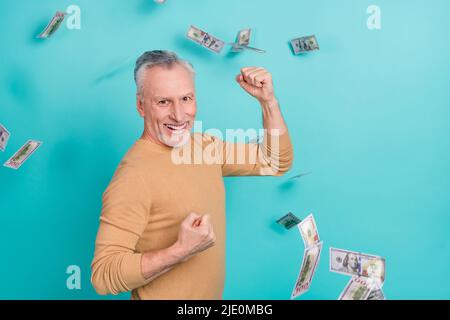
0, 0, 449, 300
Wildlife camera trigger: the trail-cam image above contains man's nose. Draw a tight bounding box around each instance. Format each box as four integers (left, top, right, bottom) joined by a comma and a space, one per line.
170, 101, 184, 122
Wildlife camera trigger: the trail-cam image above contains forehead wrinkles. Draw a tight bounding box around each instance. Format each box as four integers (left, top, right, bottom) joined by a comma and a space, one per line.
144, 65, 194, 90
143, 82, 194, 101
156, 91, 194, 98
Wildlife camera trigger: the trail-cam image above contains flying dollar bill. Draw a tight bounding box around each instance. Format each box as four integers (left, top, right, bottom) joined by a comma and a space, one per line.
367, 282, 386, 300
329, 247, 386, 285
276, 212, 302, 230
298, 214, 320, 248
231, 28, 266, 53
237, 28, 251, 46
186, 25, 225, 53
338, 277, 375, 300
291, 241, 323, 299
3, 140, 42, 169
290, 35, 319, 55
37, 11, 66, 39
0, 123, 10, 152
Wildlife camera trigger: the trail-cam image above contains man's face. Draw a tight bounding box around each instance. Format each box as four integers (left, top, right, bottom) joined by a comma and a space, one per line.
348, 254, 359, 271
137, 64, 196, 147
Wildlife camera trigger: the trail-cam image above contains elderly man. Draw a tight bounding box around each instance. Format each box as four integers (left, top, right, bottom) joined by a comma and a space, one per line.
91, 50, 294, 299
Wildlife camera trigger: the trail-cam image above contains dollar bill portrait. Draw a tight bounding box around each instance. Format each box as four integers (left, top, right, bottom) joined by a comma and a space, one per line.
339, 252, 360, 275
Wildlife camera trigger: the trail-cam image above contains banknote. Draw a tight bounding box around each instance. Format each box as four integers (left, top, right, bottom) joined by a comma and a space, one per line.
290, 35, 319, 55
237, 28, 251, 46
37, 11, 66, 39
367, 282, 385, 300
329, 247, 386, 285
338, 277, 375, 300
291, 241, 323, 299
298, 214, 320, 248
186, 25, 225, 53
231, 29, 250, 52
231, 28, 266, 53
3, 140, 42, 169
0, 123, 10, 152
276, 212, 302, 230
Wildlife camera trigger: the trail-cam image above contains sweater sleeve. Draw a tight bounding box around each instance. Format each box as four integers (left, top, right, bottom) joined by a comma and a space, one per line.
217, 129, 294, 177
90, 164, 152, 295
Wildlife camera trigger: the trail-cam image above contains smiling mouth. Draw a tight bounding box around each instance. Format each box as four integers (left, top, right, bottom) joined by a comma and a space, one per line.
163, 122, 188, 134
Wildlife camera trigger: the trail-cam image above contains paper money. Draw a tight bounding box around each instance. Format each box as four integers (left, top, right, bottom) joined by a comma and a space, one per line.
276, 212, 302, 230
329, 247, 386, 285
3, 140, 42, 169
231, 28, 266, 53
0, 124, 10, 152
231, 29, 249, 52
298, 214, 320, 248
237, 28, 251, 46
186, 25, 225, 53
338, 277, 375, 300
291, 241, 323, 299
37, 11, 66, 39
290, 35, 319, 55
367, 283, 385, 300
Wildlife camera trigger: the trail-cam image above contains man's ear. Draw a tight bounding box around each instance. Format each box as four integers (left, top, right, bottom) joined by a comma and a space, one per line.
136, 93, 145, 117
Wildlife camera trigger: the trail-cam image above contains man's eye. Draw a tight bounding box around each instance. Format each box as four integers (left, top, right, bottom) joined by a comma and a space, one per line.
182, 96, 192, 102
158, 100, 169, 105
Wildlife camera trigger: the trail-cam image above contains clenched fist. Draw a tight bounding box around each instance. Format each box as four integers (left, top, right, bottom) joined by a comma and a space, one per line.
174, 212, 216, 262
236, 67, 276, 104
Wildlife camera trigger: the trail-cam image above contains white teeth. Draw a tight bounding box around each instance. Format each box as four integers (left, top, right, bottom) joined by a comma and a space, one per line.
165, 122, 187, 131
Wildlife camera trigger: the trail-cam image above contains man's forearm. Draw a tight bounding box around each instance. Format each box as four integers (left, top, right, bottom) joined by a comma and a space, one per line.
260, 98, 288, 135
140, 242, 186, 282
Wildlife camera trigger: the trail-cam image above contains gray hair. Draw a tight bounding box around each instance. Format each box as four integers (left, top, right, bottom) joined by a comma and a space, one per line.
134, 50, 195, 93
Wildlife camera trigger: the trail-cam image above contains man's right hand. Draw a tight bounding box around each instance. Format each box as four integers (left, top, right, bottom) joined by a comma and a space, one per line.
174, 212, 216, 262
139, 213, 216, 282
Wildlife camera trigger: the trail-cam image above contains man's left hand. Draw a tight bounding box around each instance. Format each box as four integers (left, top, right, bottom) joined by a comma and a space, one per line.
236, 67, 276, 105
